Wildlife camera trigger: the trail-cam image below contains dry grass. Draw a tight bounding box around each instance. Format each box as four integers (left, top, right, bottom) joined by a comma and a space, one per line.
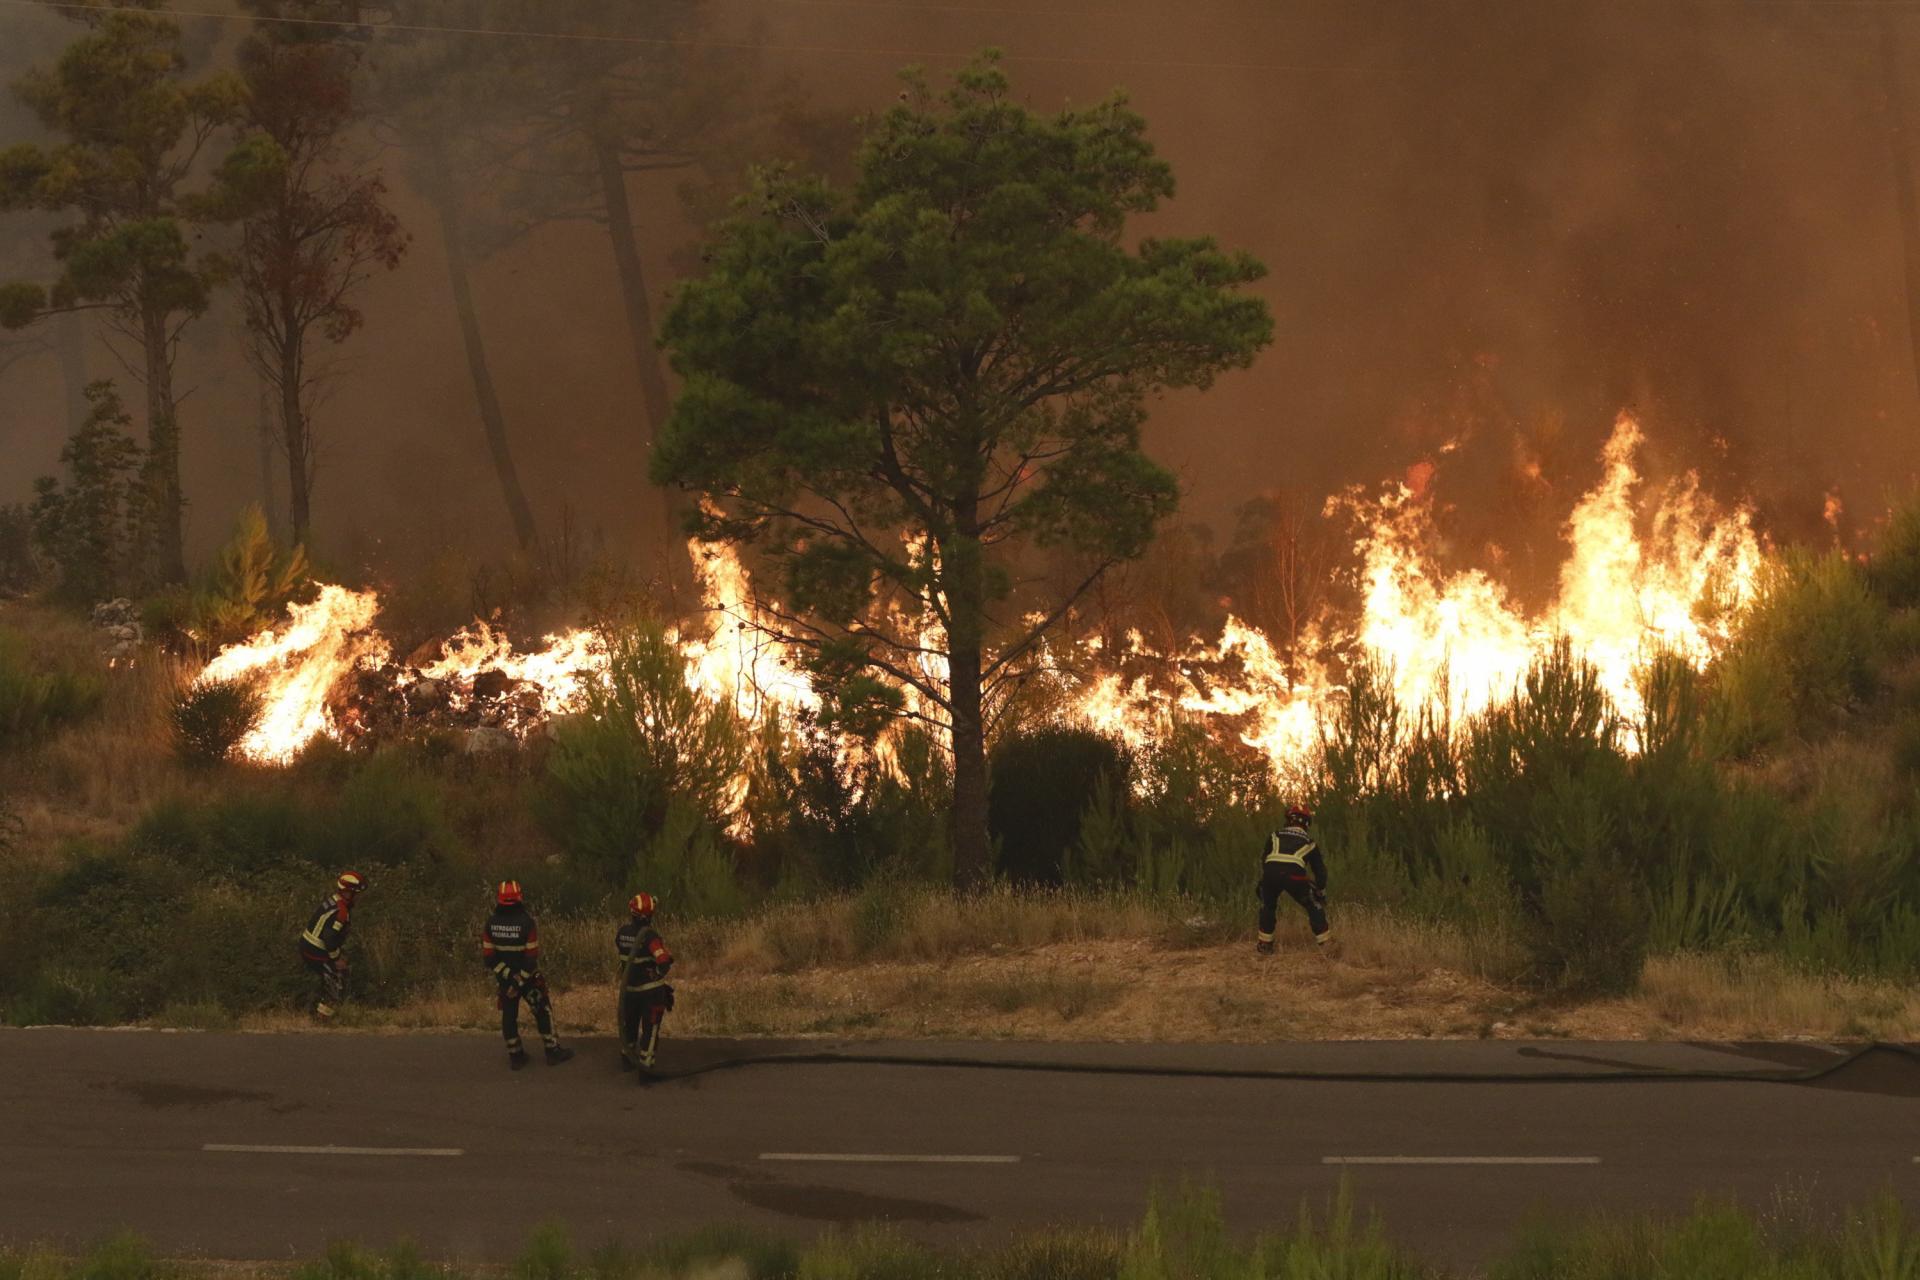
2, 598, 201, 855
220, 899, 1920, 1044
1560, 952, 1920, 1041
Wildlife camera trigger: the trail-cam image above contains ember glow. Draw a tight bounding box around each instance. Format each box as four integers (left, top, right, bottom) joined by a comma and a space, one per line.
197, 414, 1765, 784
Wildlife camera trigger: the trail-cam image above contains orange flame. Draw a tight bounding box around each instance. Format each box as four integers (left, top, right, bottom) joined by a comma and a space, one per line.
1064, 413, 1762, 773
199, 413, 1763, 793
194, 584, 388, 763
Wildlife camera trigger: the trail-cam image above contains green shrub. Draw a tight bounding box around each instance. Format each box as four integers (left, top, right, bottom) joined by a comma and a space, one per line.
0, 503, 44, 595
190, 504, 309, 650
1525, 848, 1649, 996
30, 381, 151, 604
513, 1224, 571, 1280
747, 717, 950, 890
540, 621, 746, 886
1869, 492, 1920, 609
305, 755, 454, 867
1711, 550, 1885, 755
990, 725, 1131, 885
643, 1225, 799, 1280
797, 1228, 944, 1280
131, 789, 307, 874
1121, 1181, 1251, 1280
0, 627, 105, 749
170, 678, 262, 765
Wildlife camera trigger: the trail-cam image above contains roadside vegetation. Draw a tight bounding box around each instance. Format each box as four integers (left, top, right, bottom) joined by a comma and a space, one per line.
7, 499, 1920, 1038
7, 1183, 1920, 1279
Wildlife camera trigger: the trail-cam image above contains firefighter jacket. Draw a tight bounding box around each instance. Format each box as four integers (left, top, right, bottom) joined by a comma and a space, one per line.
615, 920, 674, 995
483, 904, 542, 982
1263, 825, 1328, 891
300, 894, 353, 960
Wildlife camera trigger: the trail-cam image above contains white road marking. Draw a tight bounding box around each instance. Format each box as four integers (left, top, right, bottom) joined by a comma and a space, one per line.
758, 1153, 1021, 1164
1322, 1156, 1601, 1166
203, 1144, 463, 1157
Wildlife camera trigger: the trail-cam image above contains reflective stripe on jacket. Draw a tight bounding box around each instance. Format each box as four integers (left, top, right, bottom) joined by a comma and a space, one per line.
483, 905, 541, 980
300, 896, 350, 958
616, 920, 674, 994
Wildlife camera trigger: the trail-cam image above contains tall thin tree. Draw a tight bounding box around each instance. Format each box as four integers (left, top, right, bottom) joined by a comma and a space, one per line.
213, 31, 408, 544
0, 10, 240, 584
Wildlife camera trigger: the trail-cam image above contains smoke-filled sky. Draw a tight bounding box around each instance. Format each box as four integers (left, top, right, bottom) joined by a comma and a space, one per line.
3, 0, 1918, 586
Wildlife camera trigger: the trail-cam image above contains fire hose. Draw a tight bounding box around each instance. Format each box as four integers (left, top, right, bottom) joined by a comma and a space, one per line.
652, 1040, 1920, 1086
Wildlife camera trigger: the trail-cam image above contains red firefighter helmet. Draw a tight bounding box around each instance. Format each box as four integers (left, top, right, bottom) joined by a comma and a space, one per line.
337, 870, 367, 895
628, 892, 657, 919
1285, 805, 1314, 829
496, 880, 524, 906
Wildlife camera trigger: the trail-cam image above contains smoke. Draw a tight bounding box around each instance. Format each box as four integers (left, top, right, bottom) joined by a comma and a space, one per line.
0, 0, 1914, 583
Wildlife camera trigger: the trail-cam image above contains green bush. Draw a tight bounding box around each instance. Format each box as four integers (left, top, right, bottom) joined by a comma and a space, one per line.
747, 717, 950, 890
0, 627, 105, 749
190, 504, 309, 650
0, 503, 44, 595
1525, 848, 1650, 996
306, 755, 454, 867
1869, 492, 1920, 609
990, 725, 1131, 885
1711, 551, 1885, 756
169, 678, 263, 765
539, 621, 746, 886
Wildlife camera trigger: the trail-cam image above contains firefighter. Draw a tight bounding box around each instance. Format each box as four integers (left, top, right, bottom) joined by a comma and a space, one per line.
615, 892, 675, 1076
298, 871, 366, 1020
1257, 805, 1330, 954
482, 881, 574, 1070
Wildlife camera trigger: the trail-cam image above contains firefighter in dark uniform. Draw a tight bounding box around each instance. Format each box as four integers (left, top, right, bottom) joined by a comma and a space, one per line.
298, 871, 366, 1019
1257, 806, 1330, 953
482, 880, 574, 1070
615, 892, 675, 1076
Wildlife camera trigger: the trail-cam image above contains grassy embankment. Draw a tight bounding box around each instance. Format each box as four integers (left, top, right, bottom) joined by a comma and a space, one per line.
7, 1184, 1920, 1279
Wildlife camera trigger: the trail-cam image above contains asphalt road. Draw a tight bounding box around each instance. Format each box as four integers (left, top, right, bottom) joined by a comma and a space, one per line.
5, 1029, 1918, 1267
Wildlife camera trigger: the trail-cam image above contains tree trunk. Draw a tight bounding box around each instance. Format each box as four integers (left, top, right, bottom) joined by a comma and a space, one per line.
591, 130, 689, 581
424, 152, 540, 551
256, 387, 283, 538
1881, 8, 1920, 409
944, 513, 992, 888
948, 643, 991, 889
139, 299, 187, 584
280, 338, 312, 544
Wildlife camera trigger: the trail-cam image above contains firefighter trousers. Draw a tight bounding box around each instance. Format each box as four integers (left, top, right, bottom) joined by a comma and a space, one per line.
499, 976, 557, 1053
619, 991, 669, 1070
301, 950, 344, 1016
1258, 864, 1330, 944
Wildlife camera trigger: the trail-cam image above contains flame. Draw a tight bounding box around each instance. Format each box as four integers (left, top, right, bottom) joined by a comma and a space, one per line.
198, 412, 1764, 797
195, 584, 388, 763
1064, 413, 1763, 773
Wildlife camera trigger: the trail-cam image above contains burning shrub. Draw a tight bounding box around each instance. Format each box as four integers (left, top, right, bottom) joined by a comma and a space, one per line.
171, 677, 264, 766
747, 718, 952, 890
989, 726, 1131, 886
538, 621, 747, 887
